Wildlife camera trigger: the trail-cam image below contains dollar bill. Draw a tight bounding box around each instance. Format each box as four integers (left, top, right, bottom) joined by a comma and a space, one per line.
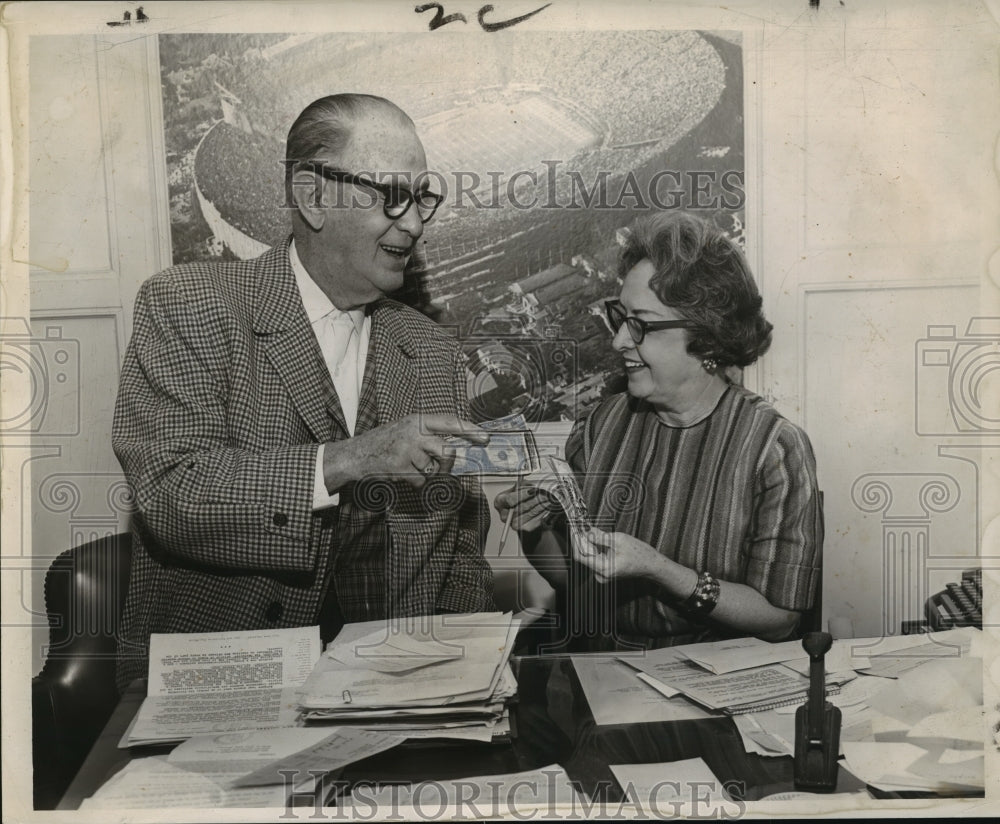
447, 413, 540, 476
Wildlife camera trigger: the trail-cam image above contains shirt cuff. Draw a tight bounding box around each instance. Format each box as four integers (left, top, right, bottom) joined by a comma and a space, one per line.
313, 444, 339, 509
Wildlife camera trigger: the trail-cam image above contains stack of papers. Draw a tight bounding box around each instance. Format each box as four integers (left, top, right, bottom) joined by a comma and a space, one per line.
298, 612, 519, 740
672, 664, 849, 715
80, 756, 289, 809
722, 628, 986, 792
122, 626, 322, 747
572, 655, 713, 726
85, 727, 403, 809
621, 639, 852, 716
674, 637, 809, 673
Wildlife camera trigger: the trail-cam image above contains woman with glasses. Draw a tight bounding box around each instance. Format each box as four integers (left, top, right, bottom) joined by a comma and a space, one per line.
497, 211, 822, 650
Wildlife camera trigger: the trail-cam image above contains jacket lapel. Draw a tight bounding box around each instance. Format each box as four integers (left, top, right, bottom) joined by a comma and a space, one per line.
361, 300, 418, 432
253, 240, 347, 442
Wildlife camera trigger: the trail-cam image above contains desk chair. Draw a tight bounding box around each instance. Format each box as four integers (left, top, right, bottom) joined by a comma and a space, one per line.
32, 532, 132, 809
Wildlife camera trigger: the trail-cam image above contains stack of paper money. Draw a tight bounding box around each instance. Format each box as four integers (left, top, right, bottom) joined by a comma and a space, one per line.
448, 413, 540, 475
521, 454, 591, 527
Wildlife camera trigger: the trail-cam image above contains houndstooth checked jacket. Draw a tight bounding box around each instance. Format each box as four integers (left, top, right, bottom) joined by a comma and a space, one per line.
112, 240, 494, 689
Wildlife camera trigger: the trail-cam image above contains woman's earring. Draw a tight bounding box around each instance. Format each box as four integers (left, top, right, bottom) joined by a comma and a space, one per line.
702, 358, 718, 373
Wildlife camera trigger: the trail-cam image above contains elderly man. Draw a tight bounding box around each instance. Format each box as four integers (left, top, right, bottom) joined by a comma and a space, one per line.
112, 94, 495, 688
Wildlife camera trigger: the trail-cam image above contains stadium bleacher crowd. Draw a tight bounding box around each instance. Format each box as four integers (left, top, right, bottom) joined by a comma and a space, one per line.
195, 122, 289, 246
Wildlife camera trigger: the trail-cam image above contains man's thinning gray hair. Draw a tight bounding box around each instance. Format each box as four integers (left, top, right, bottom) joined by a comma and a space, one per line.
284, 93, 415, 190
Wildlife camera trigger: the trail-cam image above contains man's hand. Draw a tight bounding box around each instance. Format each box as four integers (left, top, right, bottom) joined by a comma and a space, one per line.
322, 413, 488, 490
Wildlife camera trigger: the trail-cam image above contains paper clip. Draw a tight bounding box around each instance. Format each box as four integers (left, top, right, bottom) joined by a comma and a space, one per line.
342, 690, 352, 704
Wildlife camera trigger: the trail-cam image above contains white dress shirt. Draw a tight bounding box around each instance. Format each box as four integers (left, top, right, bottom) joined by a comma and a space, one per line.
289, 240, 370, 509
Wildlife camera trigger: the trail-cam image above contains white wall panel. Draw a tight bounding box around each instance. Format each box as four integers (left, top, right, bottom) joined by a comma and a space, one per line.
28, 37, 113, 276
803, 282, 982, 636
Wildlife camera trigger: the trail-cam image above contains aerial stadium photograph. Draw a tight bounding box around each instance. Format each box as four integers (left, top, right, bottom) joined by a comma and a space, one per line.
160, 29, 744, 422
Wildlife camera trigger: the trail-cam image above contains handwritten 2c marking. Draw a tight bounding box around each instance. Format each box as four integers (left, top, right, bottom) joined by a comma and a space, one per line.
415, 2, 551, 32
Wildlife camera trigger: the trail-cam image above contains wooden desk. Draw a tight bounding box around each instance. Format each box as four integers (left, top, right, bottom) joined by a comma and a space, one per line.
58, 655, 870, 811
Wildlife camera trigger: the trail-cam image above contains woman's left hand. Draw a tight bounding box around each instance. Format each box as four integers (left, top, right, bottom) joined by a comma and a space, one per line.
570, 526, 662, 583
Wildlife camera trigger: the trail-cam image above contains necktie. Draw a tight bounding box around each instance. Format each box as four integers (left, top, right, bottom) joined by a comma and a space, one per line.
321, 310, 360, 434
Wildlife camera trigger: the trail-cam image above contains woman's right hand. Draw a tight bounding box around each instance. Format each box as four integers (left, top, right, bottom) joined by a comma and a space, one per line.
493, 484, 556, 532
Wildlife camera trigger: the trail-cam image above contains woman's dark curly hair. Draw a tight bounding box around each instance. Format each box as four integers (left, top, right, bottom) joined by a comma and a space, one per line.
618, 212, 773, 368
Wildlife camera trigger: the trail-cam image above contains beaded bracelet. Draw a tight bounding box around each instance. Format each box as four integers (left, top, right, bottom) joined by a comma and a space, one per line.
680, 570, 721, 615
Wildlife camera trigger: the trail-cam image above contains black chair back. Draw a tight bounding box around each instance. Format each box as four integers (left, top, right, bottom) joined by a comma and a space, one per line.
32, 532, 132, 809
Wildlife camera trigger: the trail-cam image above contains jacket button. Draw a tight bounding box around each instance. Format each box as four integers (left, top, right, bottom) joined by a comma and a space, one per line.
265, 601, 284, 623
272, 512, 288, 527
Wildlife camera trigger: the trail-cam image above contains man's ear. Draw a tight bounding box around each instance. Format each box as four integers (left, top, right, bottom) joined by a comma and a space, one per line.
290, 169, 326, 231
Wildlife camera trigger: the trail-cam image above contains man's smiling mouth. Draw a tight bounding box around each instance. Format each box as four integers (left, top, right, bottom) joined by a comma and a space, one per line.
379, 243, 410, 259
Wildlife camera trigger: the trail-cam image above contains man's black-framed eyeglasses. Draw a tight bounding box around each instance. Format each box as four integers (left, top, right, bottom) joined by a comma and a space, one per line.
304, 163, 443, 223
605, 299, 696, 345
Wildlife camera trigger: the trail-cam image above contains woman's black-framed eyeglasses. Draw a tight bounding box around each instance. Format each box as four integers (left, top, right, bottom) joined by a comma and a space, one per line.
605, 300, 696, 345
304, 163, 444, 223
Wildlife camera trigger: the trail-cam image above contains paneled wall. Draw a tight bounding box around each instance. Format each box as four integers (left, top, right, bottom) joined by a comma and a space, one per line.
10, 35, 170, 675
756, 9, 998, 636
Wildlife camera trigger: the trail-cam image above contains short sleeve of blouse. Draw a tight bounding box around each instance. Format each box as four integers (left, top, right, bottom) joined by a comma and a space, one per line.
742, 421, 823, 611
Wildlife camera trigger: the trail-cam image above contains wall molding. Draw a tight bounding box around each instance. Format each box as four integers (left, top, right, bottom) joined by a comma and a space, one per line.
142, 33, 173, 275
29, 307, 125, 368
741, 28, 764, 397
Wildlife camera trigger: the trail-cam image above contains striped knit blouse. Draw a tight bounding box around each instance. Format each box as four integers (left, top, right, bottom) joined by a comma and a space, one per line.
563, 384, 823, 649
